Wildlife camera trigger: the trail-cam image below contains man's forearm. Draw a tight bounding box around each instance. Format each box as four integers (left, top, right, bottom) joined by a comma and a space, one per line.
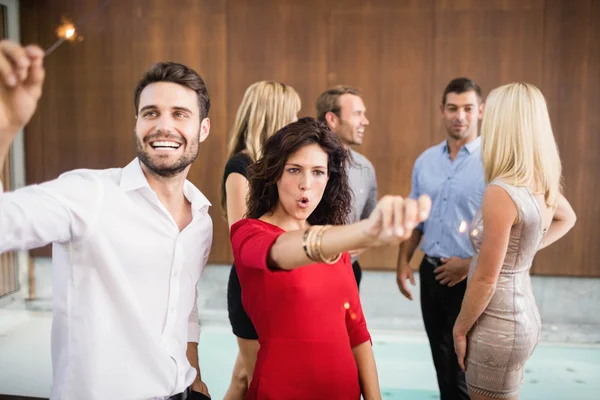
396, 229, 423, 268
186, 342, 202, 382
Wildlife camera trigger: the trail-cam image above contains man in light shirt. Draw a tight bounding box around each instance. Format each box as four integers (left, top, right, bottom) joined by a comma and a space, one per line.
396, 77, 485, 400
0, 40, 212, 400
316, 86, 378, 288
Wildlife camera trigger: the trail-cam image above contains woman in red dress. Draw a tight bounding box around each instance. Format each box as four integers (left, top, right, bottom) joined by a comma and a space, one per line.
230, 117, 431, 399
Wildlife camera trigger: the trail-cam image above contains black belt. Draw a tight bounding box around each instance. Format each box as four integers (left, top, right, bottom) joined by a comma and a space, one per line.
424, 255, 443, 266
168, 387, 190, 400
168, 390, 187, 400
168, 386, 211, 400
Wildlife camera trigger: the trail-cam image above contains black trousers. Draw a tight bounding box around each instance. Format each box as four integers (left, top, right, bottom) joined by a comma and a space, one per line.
419, 255, 469, 400
168, 385, 211, 400
352, 260, 362, 288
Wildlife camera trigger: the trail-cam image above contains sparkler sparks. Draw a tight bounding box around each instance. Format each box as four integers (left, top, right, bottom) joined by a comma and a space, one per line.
43, 0, 112, 57
44, 19, 78, 57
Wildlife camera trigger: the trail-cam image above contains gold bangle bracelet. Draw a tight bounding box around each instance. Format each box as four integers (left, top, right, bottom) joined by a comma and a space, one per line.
302, 226, 318, 261
316, 225, 341, 265
303, 225, 322, 262
303, 225, 341, 264
309, 225, 324, 262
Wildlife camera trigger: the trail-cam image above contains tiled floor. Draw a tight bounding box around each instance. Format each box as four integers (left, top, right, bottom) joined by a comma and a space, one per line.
1, 312, 599, 400
1, 262, 600, 399
198, 325, 600, 400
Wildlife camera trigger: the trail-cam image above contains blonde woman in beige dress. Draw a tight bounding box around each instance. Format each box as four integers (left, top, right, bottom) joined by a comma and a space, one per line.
452, 82, 577, 400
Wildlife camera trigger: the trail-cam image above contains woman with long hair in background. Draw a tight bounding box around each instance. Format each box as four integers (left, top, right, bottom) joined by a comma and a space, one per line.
221, 81, 301, 399
453, 82, 577, 400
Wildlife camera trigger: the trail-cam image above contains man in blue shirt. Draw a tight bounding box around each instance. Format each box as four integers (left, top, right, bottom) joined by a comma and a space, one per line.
396, 78, 485, 400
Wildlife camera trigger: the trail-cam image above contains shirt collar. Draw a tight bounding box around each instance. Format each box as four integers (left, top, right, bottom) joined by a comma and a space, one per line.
183, 179, 212, 214
441, 136, 481, 155
120, 158, 211, 213
120, 158, 151, 192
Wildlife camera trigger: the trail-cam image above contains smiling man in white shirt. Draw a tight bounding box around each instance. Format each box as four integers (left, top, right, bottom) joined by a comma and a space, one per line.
0, 40, 213, 400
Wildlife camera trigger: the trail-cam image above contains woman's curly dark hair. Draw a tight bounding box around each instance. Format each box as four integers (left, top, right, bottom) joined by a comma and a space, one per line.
246, 117, 352, 226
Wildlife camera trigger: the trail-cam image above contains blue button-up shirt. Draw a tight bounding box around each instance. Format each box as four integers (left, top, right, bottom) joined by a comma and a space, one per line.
409, 137, 486, 259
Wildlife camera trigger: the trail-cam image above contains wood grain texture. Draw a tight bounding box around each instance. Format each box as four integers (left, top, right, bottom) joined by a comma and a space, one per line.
323, 0, 435, 269
0, 3, 18, 298
18, 0, 600, 276
533, 0, 600, 276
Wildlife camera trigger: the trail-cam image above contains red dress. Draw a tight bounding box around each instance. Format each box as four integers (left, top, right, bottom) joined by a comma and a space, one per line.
230, 219, 372, 400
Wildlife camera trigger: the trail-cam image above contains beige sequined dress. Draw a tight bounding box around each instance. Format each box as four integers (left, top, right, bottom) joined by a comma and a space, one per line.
466, 180, 546, 398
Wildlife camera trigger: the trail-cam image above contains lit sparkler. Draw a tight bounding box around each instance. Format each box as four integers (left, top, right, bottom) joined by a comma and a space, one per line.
43, 0, 112, 57
44, 20, 77, 57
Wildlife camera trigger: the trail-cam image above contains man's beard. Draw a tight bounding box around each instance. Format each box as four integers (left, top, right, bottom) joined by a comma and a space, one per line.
447, 126, 471, 141
135, 132, 200, 178
448, 130, 465, 140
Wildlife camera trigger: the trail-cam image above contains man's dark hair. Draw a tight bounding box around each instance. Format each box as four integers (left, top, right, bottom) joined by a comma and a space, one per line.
133, 62, 210, 120
442, 77, 482, 106
315, 85, 361, 122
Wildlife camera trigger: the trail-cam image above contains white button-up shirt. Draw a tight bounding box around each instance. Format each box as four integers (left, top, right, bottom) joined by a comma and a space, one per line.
0, 159, 213, 400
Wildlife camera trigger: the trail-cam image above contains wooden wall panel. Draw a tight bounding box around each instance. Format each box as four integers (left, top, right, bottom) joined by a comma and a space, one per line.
221, 0, 328, 263
17, 0, 600, 276
226, 0, 328, 114
19, 1, 43, 185
0, 147, 17, 297
534, 0, 600, 276
324, 0, 435, 268
433, 0, 545, 136
0, 144, 16, 296
0, 3, 18, 299
21, 0, 228, 258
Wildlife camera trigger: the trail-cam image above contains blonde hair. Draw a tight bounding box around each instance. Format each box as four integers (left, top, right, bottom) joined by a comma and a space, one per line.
481, 82, 562, 207
227, 81, 301, 162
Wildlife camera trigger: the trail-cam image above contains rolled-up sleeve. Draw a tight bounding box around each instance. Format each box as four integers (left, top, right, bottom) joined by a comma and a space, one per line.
230, 219, 283, 271
188, 244, 211, 343
0, 171, 103, 253
342, 254, 371, 347
187, 285, 200, 343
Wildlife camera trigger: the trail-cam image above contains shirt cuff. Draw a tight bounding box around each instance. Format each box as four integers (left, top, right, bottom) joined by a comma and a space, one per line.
348, 320, 371, 348
188, 321, 200, 343
350, 329, 372, 348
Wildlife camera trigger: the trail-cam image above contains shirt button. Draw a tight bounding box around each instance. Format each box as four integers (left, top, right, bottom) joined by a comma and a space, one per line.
443, 197, 447, 201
